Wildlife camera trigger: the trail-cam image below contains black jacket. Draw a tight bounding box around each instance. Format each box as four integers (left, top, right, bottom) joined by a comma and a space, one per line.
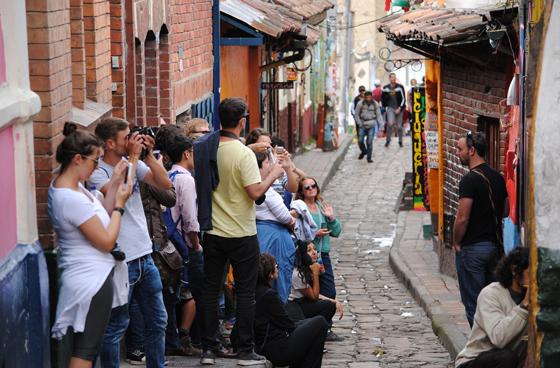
381, 83, 406, 109
193, 130, 220, 231
254, 284, 296, 351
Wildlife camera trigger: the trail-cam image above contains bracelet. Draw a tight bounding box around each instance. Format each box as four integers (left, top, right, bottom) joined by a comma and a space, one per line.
113, 207, 125, 216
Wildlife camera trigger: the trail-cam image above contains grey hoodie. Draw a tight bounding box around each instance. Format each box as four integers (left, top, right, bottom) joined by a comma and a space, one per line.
355, 100, 383, 129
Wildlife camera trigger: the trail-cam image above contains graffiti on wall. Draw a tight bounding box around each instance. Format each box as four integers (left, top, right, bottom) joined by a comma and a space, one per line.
412, 87, 429, 211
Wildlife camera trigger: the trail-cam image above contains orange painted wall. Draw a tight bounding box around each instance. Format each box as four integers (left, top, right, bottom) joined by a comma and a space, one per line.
220, 45, 261, 130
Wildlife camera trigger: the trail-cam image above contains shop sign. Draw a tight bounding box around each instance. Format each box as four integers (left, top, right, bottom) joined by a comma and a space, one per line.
262, 82, 294, 89
425, 131, 439, 169
412, 87, 429, 211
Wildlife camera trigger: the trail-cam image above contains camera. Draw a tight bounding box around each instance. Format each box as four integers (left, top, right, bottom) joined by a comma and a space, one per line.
111, 244, 126, 262
128, 126, 159, 160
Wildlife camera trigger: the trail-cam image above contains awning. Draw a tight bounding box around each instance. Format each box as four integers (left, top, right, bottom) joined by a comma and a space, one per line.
272, 0, 334, 24
220, 0, 303, 38
378, 7, 491, 47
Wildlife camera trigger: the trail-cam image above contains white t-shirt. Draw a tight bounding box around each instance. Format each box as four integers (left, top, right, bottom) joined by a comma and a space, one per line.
48, 182, 128, 339
288, 269, 309, 301
88, 158, 152, 262
255, 186, 293, 224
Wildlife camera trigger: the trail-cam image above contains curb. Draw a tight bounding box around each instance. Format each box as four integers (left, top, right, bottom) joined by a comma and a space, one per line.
389, 212, 467, 359
319, 134, 353, 190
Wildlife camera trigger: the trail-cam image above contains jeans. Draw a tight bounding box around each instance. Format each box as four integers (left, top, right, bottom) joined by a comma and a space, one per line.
163, 284, 181, 351
125, 295, 144, 353
385, 107, 403, 144
201, 234, 259, 353
289, 299, 336, 327
319, 252, 336, 299
358, 126, 376, 160
459, 348, 521, 368
455, 242, 499, 327
260, 316, 328, 368
100, 255, 167, 368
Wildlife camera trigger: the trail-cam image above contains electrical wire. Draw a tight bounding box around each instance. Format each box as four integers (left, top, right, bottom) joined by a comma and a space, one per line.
316, 11, 398, 30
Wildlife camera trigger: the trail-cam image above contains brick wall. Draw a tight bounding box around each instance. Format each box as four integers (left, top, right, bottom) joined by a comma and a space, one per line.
441, 61, 511, 225
169, 0, 213, 118
110, 0, 125, 118
27, 0, 73, 248
83, 0, 111, 103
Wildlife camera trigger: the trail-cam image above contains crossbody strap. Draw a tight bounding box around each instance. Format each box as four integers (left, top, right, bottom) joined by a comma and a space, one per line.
471, 168, 504, 255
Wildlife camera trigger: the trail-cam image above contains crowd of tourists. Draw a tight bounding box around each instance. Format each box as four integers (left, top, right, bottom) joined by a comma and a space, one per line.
47, 97, 344, 368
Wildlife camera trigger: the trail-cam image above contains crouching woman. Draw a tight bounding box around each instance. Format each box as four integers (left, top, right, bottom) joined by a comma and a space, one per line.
254, 253, 329, 368
455, 247, 530, 368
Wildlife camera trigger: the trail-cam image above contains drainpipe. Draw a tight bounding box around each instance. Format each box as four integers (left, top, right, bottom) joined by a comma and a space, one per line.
342, 0, 352, 129
212, 0, 220, 130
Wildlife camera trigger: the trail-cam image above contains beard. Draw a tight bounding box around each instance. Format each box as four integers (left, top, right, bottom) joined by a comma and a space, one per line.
460, 157, 469, 166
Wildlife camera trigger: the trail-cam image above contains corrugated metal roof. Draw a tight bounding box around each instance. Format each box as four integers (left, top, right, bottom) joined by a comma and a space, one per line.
220, 0, 303, 38
378, 7, 491, 45
272, 0, 334, 20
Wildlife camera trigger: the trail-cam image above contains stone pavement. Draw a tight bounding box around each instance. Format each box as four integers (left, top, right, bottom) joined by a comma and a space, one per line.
322, 137, 452, 368
389, 211, 470, 359
122, 134, 454, 367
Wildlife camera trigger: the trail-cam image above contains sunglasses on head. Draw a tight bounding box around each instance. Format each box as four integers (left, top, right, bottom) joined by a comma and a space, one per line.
303, 184, 318, 191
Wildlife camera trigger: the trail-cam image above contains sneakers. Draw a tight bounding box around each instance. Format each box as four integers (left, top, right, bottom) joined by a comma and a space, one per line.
200, 349, 216, 365
126, 349, 146, 365
384, 141, 390, 147
325, 330, 344, 342
367, 159, 373, 163
399, 142, 403, 147
237, 350, 267, 366
200, 345, 237, 365
358, 152, 365, 160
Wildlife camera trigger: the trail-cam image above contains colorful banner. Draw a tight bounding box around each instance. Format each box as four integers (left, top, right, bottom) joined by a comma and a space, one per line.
412, 87, 429, 211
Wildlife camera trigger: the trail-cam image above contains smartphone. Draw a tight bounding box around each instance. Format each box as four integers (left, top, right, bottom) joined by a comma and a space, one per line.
124, 162, 132, 184
153, 150, 161, 160
276, 146, 285, 155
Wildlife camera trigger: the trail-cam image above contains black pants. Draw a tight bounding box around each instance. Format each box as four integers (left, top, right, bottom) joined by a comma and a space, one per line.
72, 271, 114, 361
201, 234, 259, 352
288, 298, 336, 327
460, 348, 520, 368
260, 316, 328, 368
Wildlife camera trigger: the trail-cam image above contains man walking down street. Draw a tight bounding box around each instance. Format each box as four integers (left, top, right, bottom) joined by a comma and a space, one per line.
89, 117, 173, 368
453, 131, 508, 327
200, 98, 285, 366
351, 86, 366, 146
381, 73, 406, 147
354, 91, 383, 163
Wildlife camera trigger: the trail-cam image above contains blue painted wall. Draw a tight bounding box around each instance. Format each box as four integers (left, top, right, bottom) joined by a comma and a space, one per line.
0, 243, 50, 367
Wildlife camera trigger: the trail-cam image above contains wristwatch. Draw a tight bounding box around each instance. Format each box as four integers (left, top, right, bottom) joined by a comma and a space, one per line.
113, 207, 125, 216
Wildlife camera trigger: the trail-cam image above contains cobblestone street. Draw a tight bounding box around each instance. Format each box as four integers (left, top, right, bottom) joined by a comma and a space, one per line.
321, 138, 452, 368
124, 136, 453, 368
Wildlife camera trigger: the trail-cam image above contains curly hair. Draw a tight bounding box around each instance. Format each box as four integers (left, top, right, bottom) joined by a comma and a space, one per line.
258, 253, 276, 286
495, 247, 530, 288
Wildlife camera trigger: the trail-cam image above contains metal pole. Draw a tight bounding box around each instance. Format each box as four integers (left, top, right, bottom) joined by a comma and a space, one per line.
341, 0, 352, 130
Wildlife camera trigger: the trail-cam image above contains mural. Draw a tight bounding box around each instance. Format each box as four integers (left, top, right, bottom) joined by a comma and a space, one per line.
411, 86, 429, 210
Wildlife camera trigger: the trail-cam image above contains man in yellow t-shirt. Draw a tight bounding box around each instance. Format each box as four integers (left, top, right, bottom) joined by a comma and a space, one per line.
200, 98, 285, 366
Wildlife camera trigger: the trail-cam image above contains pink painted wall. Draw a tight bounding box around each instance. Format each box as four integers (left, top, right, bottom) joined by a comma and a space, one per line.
0, 17, 6, 84
0, 126, 17, 258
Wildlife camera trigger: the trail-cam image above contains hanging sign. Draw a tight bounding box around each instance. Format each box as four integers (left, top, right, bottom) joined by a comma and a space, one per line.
412, 87, 429, 211
286, 68, 298, 81
262, 81, 294, 89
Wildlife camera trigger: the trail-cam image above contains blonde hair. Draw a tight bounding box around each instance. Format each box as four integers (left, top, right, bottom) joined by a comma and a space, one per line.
184, 118, 210, 138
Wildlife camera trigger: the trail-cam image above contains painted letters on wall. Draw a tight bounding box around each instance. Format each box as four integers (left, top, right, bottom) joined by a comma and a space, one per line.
412, 87, 429, 211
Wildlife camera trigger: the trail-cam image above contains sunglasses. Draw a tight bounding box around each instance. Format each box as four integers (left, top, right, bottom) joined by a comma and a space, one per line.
81, 155, 100, 167
303, 184, 318, 191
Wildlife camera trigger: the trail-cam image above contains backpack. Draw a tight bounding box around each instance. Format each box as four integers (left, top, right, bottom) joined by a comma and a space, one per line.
163, 171, 190, 260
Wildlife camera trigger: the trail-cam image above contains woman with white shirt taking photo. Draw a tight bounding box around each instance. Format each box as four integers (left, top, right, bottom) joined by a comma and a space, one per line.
48, 123, 131, 368
254, 151, 296, 303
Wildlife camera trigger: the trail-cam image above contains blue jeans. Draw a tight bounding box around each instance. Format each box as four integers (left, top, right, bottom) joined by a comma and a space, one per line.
125, 296, 144, 352
100, 255, 167, 368
319, 253, 336, 300
385, 107, 403, 144
455, 242, 499, 327
358, 126, 376, 160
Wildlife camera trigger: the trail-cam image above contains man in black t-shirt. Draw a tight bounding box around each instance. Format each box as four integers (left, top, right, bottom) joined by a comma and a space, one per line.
453, 131, 509, 327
